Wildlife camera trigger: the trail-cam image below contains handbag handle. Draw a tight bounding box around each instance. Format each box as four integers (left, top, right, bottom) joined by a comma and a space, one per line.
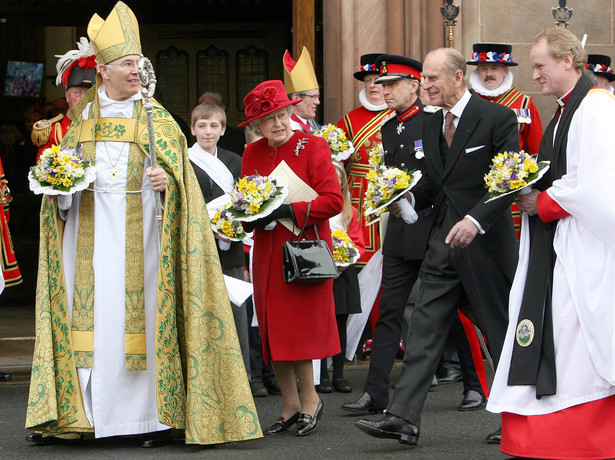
293, 201, 319, 241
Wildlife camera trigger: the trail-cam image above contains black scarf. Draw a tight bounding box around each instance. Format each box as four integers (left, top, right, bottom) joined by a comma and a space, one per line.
507, 74, 594, 398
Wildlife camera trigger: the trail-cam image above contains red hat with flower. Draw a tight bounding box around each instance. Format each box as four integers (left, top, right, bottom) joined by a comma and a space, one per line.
239, 80, 302, 128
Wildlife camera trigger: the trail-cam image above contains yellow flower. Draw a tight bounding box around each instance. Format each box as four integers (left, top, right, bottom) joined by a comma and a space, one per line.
63, 178, 73, 187
51, 145, 61, 154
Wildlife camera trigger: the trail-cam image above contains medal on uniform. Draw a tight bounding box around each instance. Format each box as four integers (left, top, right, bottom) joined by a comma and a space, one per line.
396, 122, 405, 135
414, 139, 424, 159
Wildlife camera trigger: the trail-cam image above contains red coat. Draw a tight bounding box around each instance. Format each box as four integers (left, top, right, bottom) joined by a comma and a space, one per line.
242, 132, 344, 364
346, 207, 366, 259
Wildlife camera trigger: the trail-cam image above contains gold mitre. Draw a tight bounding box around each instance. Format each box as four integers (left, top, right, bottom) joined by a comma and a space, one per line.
87, 1, 141, 65
283, 46, 319, 94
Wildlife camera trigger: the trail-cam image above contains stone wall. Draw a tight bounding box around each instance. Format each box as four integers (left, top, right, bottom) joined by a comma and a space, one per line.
323, 0, 615, 130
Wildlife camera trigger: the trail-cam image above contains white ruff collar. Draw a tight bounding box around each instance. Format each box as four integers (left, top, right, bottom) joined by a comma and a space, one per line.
359, 88, 388, 112
469, 69, 514, 97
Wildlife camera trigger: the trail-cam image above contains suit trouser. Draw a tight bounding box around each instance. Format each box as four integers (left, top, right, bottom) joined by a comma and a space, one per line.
223, 266, 251, 380
387, 211, 509, 426
443, 314, 484, 395
363, 254, 421, 409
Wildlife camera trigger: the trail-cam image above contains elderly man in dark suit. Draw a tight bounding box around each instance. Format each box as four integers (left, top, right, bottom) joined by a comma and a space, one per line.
355, 47, 519, 446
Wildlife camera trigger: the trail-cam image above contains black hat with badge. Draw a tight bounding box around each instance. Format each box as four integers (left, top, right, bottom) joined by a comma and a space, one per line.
353, 53, 384, 81
587, 54, 615, 82
374, 55, 422, 83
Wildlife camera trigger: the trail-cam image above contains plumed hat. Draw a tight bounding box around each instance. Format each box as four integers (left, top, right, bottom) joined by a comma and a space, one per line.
283, 46, 319, 94
55, 37, 97, 89
87, 1, 141, 65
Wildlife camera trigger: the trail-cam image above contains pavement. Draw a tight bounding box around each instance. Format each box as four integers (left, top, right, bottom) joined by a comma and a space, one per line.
1, 303, 512, 459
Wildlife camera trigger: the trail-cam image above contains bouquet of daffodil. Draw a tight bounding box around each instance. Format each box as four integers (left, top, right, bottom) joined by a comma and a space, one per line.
228, 174, 289, 221
367, 142, 384, 169
314, 124, 355, 162
28, 144, 96, 195
363, 165, 422, 216
210, 205, 249, 241
364, 207, 386, 226
484, 150, 550, 201
332, 228, 360, 267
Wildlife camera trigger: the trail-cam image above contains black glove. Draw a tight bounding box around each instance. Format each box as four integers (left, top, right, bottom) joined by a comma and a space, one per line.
245, 204, 295, 230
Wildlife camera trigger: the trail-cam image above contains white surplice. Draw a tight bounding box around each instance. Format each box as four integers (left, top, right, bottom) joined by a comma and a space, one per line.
488, 89, 615, 416
62, 85, 170, 437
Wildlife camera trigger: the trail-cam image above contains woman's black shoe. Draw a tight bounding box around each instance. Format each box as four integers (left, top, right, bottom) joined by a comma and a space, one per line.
296, 399, 323, 436
333, 378, 352, 393
265, 412, 300, 435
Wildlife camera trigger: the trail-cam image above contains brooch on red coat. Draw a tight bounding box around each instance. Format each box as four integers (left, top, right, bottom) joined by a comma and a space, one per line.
294, 138, 308, 156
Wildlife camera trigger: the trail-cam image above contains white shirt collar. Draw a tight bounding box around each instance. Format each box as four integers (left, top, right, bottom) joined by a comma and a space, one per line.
443, 89, 472, 125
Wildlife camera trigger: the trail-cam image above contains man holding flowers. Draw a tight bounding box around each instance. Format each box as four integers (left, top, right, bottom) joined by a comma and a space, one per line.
355, 47, 519, 446
342, 55, 433, 415
487, 27, 615, 459
26, 1, 259, 448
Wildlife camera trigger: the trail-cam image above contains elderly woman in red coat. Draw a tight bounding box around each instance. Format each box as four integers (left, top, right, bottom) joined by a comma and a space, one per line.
239, 80, 343, 436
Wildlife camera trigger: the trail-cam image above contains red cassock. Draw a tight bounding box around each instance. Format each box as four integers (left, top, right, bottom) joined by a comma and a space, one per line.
337, 106, 393, 267
36, 115, 72, 161
242, 132, 344, 364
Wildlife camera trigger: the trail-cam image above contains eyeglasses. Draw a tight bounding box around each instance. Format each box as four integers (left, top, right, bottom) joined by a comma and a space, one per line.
299, 93, 320, 100
107, 60, 139, 70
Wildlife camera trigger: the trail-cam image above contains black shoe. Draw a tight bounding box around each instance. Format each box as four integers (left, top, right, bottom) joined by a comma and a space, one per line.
0, 371, 11, 381
435, 367, 462, 385
140, 429, 171, 448
265, 412, 300, 435
341, 392, 384, 414
26, 432, 83, 445
316, 379, 332, 393
458, 389, 485, 411
333, 378, 352, 393
26, 432, 54, 445
263, 375, 281, 395
295, 399, 323, 436
354, 414, 420, 445
485, 426, 501, 444
250, 378, 268, 398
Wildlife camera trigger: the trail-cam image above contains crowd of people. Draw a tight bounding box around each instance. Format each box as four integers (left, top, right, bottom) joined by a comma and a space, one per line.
0, 1, 614, 458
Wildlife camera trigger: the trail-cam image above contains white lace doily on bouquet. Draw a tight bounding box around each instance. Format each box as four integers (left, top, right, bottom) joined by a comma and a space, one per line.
28, 166, 97, 196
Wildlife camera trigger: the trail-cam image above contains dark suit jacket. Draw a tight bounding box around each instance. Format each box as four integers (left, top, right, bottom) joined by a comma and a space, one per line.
190, 147, 244, 268
413, 92, 519, 281
381, 102, 434, 261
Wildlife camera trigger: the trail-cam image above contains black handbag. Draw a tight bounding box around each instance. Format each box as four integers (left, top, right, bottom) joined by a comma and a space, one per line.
282, 202, 339, 284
